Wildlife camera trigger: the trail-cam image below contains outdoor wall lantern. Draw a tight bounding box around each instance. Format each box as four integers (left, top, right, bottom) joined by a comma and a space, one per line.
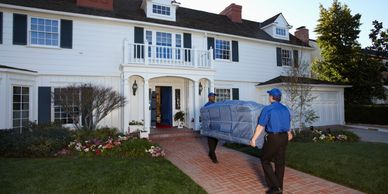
199, 82, 203, 95
132, 80, 138, 96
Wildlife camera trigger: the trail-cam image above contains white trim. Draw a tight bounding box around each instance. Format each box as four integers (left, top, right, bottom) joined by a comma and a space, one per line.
0, 3, 314, 50
27, 15, 61, 48
256, 82, 352, 89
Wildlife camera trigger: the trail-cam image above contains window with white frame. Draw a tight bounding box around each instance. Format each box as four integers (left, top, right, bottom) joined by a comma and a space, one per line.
215, 88, 231, 102
53, 88, 80, 124
152, 4, 171, 16
12, 86, 29, 131
146, 30, 152, 57
215, 39, 231, 60
281, 49, 292, 66
156, 32, 172, 59
30, 17, 59, 47
276, 27, 286, 36
175, 34, 182, 60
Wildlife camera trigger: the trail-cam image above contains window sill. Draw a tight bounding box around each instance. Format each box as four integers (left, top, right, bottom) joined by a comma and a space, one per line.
26, 44, 62, 50
215, 59, 233, 63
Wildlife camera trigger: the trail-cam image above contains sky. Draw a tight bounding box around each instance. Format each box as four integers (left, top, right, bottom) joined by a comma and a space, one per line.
177, 0, 388, 47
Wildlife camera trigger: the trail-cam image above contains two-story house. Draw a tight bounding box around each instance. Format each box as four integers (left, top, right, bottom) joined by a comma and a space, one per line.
0, 0, 348, 135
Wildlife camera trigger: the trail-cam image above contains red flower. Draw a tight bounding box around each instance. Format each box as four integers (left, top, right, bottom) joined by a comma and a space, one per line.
95, 149, 101, 155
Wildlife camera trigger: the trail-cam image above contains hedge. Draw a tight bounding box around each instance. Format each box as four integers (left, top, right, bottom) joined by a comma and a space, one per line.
345, 104, 388, 125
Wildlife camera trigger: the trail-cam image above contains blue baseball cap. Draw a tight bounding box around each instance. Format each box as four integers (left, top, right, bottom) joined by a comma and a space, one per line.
208, 92, 218, 97
267, 88, 282, 97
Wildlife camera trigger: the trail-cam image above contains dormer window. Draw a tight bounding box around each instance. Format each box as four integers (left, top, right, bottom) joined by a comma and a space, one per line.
152, 4, 171, 16
276, 27, 286, 36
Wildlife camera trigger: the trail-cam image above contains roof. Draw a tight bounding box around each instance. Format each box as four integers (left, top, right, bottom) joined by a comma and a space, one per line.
256, 76, 348, 86
0, 65, 37, 73
260, 13, 281, 27
0, 0, 308, 47
362, 49, 388, 59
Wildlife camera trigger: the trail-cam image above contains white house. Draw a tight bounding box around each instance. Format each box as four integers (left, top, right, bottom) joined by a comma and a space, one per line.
0, 0, 348, 135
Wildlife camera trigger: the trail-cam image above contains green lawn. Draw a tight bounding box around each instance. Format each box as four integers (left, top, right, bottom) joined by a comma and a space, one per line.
0, 157, 206, 194
224, 142, 388, 194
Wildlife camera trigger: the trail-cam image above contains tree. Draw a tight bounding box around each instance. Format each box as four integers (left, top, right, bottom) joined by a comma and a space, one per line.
312, 0, 385, 104
54, 83, 126, 130
283, 59, 318, 131
368, 20, 388, 53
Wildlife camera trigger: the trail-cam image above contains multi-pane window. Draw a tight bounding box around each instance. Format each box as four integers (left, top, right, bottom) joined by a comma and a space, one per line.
175, 34, 182, 60
53, 88, 80, 124
215, 88, 231, 102
13, 86, 29, 131
281, 49, 292, 66
30, 17, 59, 46
152, 4, 171, 16
215, 39, 230, 60
276, 27, 286, 36
146, 30, 152, 57
156, 32, 172, 59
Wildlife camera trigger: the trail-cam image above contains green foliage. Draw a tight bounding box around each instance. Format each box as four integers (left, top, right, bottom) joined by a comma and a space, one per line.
102, 139, 155, 158
368, 20, 388, 52
346, 104, 388, 124
312, 0, 385, 104
0, 126, 72, 157
174, 111, 185, 122
291, 129, 359, 143
128, 120, 144, 125
72, 128, 118, 142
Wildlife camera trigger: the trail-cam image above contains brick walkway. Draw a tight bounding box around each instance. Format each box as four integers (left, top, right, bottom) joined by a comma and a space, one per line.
152, 134, 363, 194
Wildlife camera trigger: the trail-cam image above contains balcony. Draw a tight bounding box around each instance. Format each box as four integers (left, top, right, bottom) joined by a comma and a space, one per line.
123, 41, 213, 69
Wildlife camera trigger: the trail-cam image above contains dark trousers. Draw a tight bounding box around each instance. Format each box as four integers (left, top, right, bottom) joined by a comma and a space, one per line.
207, 137, 218, 156
261, 133, 288, 189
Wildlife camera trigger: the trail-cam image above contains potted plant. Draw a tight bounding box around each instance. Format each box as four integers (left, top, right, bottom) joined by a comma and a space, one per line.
174, 111, 185, 128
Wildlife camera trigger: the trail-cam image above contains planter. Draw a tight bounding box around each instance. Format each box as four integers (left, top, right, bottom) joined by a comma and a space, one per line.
128, 125, 144, 133
177, 121, 184, 128
139, 131, 149, 139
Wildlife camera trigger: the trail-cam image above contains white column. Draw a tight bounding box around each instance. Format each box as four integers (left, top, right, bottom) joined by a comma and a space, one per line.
143, 79, 150, 134
123, 76, 130, 133
209, 79, 215, 93
193, 80, 200, 131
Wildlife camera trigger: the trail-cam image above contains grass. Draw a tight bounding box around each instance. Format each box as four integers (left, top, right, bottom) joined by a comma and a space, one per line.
0, 157, 206, 194
224, 142, 388, 194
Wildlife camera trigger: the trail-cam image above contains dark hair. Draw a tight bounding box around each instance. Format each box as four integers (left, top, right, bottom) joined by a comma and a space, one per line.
273, 95, 281, 102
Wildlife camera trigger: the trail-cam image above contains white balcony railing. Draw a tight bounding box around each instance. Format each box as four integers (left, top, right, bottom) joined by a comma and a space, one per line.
123, 40, 213, 69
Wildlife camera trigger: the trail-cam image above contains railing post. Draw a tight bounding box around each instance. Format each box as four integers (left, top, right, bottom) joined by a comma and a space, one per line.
123, 39, 129, 64
144, 41, 149, 65
209, 47, 214, 69
193, 47, 197, 68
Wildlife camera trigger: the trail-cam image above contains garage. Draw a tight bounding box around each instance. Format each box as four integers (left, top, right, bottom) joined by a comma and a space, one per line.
256, 76, 349, 127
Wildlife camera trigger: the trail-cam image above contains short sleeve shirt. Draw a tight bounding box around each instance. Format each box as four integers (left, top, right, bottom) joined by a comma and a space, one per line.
258, 102, 291, 133
204, 101, 214, 107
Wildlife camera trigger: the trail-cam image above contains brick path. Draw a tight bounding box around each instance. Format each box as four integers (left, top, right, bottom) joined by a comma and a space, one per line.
152, 134, 363, 194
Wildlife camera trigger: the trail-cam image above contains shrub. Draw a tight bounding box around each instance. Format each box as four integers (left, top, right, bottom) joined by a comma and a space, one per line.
102, 139, 155, 158
345, 104, 388, 125
291, 128, 359, 143
73, 128, 118, 142
0, 126, 72, 157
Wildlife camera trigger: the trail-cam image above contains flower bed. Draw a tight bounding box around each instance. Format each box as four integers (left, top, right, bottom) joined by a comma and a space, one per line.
292, 128, 359, 143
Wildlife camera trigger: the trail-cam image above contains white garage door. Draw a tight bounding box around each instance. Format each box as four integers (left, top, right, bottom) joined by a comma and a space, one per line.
312, 91, 341, 126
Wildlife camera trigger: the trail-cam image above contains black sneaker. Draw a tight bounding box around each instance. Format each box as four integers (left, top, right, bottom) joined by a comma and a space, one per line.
208, 152, 218, 163
266, 187, 282, 194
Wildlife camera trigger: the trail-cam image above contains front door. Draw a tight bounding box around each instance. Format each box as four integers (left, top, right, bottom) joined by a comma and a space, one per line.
160, 86, 172, 126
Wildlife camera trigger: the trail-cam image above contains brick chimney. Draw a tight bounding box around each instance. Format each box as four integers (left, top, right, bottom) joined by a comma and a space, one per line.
220, 3, 242, 23
76, 0, 113, 11
295, 26, 309, 44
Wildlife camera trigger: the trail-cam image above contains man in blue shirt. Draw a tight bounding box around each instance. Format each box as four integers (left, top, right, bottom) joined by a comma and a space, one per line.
250, 88, 293, 194
205, 92, 219, 163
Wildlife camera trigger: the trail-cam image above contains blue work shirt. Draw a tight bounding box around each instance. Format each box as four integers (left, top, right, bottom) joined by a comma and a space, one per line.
204, 101, 214, 107
258, 101, 291, 133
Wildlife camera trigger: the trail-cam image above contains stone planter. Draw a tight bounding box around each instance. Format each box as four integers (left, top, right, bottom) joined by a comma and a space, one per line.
139, 131, 149, 139
177, 121, 184, 128
128, 125, 144, 133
